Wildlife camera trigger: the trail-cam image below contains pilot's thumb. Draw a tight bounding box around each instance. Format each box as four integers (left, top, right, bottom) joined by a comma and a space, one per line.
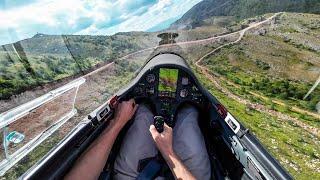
149, 125, 159, 138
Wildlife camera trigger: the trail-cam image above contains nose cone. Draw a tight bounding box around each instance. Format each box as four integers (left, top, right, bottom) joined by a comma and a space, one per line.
157, 32, 179, 45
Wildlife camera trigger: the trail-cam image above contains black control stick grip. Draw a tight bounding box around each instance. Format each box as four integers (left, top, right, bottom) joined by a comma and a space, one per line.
154, 116, 164, 133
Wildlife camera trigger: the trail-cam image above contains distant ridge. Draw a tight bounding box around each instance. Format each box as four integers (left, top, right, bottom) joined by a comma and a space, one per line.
169, 0, 320, 30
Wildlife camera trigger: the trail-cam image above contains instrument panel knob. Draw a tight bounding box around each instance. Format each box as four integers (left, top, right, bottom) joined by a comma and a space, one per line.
146, 74, 156, 83
180, 89, 188, 98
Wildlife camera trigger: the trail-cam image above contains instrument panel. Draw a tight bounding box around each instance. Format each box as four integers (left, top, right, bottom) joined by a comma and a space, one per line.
131, 67, 205, 126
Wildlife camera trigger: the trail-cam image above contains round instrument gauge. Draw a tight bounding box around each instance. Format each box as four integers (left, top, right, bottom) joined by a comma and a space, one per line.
181, 77, 189, 85
180, 89, 188, 98
146, 74, 155, 83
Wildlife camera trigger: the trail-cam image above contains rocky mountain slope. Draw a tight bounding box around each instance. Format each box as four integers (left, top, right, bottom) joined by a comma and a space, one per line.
170, 0, 320, 30
202, 12, 320, 111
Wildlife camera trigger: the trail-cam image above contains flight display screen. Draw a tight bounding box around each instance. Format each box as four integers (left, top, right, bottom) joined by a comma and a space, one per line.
158, 68, 179, 92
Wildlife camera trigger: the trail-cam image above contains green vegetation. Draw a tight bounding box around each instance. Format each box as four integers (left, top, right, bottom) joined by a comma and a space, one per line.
158, 68, 179, 92
1, 58, 143, 179
0, 33, 153, 100
191, 12, 320, 179
194, 69, 320, 180
204, 51, 320, 112
219, 76, 320, 128
0, 28, 228, 101
202, 13, 320, 112
170, 0, 320, 30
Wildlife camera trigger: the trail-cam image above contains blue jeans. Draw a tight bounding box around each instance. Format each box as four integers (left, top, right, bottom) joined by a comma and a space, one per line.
114, 105, 211, 180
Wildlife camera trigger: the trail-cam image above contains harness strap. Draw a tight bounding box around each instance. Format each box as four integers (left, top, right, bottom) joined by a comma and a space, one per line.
136, 159, 162, 180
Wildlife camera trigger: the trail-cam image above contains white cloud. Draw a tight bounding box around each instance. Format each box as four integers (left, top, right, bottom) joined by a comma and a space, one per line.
77, 0, 201, 35
0, 0, 201, 45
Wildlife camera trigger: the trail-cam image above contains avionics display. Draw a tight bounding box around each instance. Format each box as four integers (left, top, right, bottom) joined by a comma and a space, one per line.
158, 68, 178, 92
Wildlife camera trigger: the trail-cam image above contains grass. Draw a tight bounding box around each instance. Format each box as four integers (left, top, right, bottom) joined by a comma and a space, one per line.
188, 12, 320, 179
202, 33, 320, 112
192, 13, 320, 179
195, 69, 320, 179
220, 77, 320, 128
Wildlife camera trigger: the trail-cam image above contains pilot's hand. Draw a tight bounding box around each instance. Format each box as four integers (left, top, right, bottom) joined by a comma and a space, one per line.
149, 123, 174, 158
114, 99, 138, 128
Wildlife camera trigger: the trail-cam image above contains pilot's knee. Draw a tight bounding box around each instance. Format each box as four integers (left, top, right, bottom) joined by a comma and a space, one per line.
136, 104, 153, 115
177, 104, 198, 123
136, 104, 153, 116
134, 104, 154, 124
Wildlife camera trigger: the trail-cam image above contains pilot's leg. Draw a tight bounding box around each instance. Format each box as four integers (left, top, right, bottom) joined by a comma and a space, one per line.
114, 105, 157, 180
173, 105, 211, 180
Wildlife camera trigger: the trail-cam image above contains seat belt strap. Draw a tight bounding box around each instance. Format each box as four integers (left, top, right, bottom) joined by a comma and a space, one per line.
136, 159, 162, 180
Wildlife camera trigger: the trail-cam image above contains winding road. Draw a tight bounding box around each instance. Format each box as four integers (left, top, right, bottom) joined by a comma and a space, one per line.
77, 12, 320, 137
194, 12, 319, 137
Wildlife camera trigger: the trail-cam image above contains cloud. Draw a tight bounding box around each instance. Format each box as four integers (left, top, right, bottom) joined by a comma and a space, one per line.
0, 0, 37, 9
77, 0, 201, 35
147, 16, 181, 32
0, 0, 201, 45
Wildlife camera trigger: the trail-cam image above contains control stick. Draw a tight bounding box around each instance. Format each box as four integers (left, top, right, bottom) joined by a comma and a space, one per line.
153, 116, 164, 133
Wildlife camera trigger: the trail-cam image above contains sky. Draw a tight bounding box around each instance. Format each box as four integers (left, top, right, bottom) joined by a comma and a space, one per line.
0, 0, 201, 45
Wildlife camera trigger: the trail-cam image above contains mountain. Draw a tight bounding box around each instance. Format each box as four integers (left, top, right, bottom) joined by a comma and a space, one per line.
170, 0, 320, 30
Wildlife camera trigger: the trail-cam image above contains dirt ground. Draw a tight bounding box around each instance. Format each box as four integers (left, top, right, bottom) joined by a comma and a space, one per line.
0, 88, 76, 158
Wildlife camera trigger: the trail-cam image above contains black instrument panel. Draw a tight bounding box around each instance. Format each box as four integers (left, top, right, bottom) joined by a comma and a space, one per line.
130, 67, 205, 126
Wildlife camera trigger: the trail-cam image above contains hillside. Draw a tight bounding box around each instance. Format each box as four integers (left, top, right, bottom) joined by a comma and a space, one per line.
0, 32, 160, 100
202, 13, 320, 112
0, 24, 236, 102
194, 12, 320, 179
170, 0, 320, 30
